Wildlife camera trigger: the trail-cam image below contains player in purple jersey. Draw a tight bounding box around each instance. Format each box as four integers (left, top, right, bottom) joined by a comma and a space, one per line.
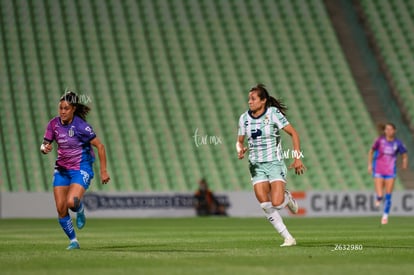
41, 91, 110, 249
368, 123, 407, 225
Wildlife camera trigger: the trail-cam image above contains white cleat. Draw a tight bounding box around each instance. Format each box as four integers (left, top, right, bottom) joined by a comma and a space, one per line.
286, 190, 299, 214
280, 237, 297, 247
381, 217, 388, 225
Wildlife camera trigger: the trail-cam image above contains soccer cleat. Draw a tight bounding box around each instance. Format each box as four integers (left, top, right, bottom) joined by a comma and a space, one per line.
286, 190, 299, 214
375, 200, 381, 208
76, 208, 86, 229
66, 241, 80, 250
280, 237, 296, 247
381, 217, 388, 225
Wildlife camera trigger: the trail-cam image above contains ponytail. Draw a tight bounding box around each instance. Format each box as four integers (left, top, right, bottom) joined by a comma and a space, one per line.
377, 123, 386, 136
74, 104, 91, 121
249, 84, 287, 116
267, 96, 287, 116
60, 91, 91, 121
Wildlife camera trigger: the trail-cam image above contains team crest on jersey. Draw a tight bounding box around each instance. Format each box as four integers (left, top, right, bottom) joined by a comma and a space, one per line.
264, 116, 269, 125
393, 142, 398, 152
68, 126, 75, 137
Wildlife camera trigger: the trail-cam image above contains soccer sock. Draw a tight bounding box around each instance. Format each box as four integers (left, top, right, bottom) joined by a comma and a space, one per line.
376, 195, 383, 202
260, 202, 293, 239
383, 193, 392, 215
58, 215, 76, 241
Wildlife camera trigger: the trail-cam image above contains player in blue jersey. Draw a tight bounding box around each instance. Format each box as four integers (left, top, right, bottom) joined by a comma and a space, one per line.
237, 84, 305, 247
368, 123, 407, 224
41, 91, 110, 249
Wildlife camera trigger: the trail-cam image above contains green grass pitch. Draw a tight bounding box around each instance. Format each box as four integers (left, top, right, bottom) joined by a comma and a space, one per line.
1, 217, 413, 275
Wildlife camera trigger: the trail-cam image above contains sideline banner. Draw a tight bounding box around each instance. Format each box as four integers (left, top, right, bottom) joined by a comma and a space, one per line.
298, 191, 414, 217
1, 191, 413, 218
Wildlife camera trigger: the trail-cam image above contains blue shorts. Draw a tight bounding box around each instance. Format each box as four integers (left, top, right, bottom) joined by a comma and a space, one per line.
53, 167, 94, 190
373, 173, 395, 179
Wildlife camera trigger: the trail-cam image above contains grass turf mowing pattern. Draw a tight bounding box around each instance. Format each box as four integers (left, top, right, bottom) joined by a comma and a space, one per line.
0, 217, 413, 275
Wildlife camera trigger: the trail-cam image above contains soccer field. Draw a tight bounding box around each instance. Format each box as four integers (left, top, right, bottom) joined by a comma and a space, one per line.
1, 217, 413, 275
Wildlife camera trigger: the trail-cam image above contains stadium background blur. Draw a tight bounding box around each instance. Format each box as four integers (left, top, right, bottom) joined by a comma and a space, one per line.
1, 0, 414, 197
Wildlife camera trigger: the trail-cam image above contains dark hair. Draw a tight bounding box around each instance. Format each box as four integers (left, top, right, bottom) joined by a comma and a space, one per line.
377, 122, 396, 135
385, 122, 396, 130
249, 84, 287, 116
60, 91, 91, 121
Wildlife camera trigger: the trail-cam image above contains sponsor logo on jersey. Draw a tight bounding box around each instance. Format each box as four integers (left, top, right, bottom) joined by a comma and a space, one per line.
251, 129, 262, 140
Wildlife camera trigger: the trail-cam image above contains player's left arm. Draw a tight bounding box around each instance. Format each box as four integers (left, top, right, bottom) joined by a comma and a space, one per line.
401, 153, 408, 170
90, 137, 110, 184
283, 124, 306, 175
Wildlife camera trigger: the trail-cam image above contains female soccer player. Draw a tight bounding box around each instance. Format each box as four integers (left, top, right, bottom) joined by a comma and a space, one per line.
41, 91, 110, 249
236, 84, 306, 247
368, 123, 407, 225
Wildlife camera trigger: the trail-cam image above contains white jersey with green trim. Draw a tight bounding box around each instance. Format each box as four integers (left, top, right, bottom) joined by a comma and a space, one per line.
238, 107, 289, 163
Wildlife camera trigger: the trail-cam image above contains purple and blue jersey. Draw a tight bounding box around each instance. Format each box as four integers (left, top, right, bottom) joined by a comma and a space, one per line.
43, 116, 96, 171
371, 136, 407, 178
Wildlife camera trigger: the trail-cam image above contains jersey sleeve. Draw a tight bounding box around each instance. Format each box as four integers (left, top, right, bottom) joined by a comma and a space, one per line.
271, 107, 289, 128
371, 137, 380, 150
78, 121, 97, 143
398, 140, 408, 154
238, 114, 246, 136
43, 118, 55, 143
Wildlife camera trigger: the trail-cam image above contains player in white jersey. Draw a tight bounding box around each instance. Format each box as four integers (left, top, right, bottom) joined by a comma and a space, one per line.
236, 84, 306, 247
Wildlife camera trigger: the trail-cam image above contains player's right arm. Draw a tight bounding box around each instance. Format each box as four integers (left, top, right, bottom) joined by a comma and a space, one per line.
40, 140, 53, 154
368, 138, 379, 174
236, 115, 248, 159
40, 118, 55, 154
367, 148, 374, 174
236, 135, 248, 159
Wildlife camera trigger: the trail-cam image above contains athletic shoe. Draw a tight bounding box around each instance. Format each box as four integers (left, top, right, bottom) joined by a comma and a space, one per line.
381, 217, 388, 225
66, 241, 80, 250
286, 190, 299, 214
375, 200, 381, 208
76, 208, 86, 229
280, 237, 296, 247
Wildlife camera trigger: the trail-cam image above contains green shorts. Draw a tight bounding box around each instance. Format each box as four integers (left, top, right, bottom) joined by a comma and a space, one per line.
249, 161, 287, 185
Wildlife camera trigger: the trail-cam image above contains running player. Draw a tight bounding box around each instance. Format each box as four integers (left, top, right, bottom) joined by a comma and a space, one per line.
40, 91, 110, 249
368, 123, 407, 225
236, 84, 306, 247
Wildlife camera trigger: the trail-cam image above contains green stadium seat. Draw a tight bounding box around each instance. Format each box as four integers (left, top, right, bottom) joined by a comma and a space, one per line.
0, 0, 382, 192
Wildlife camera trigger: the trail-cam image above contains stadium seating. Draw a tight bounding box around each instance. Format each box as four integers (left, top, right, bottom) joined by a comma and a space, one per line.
360, 0, 414, 130
0, 0, 384, 192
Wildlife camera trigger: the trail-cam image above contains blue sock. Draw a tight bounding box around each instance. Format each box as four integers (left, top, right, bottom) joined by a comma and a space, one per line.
384, 193, 392, 215
58, 215, 76, 241
376, 195, 383, 202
